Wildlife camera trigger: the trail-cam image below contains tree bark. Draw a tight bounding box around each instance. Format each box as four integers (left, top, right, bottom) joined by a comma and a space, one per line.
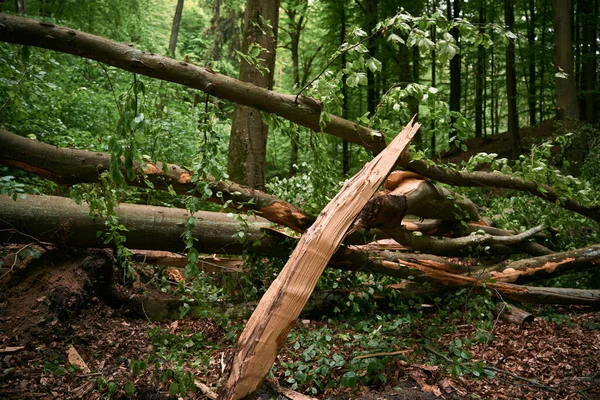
495, 303, 534, 325
228, 0, 280, 190
400, 156, 600, 223
284, 2, 305, 178
0, 195, 277, 255
539, 0, 548, 123
220, 120, 420, 400
168, 0, 184, 56
0, 13, 386, 154
340, 2, 350, 176
449, 0, 461, 134
552, 0, 579, 124
526, 0, 536, 126
580, 0, 597, 124
15, 0, 25, 14
0, 129, 314, 233
430, 12, 437, 152
474, 0, 485, 138
365, 0, 378, 116
505, 0, 520, 157
487, 244, 600, 284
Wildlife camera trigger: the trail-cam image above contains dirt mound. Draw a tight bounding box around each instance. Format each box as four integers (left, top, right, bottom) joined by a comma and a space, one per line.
442, 118, 556, 165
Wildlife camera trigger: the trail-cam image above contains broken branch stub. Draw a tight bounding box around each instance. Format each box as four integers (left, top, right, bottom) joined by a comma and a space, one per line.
220, 120, 421, 400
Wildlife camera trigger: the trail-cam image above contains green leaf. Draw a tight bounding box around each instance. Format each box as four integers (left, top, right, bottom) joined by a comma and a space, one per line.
169, 382, 179, 396
124, 382, 135, 395
346, 73, 359, 88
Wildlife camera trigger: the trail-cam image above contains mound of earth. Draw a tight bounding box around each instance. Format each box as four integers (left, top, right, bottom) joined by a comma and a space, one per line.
442, 118, 556, 165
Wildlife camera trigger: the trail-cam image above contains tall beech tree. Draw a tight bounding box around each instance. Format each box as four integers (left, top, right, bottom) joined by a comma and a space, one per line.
227, 0, 280, 190
580, 0, 597, 124
448, 0, 461, 135
525, 0, 536, 126
168, 0, 184, 57
474, 0, 485, 138
552, 0, 579, 125
505, 0, 519, 157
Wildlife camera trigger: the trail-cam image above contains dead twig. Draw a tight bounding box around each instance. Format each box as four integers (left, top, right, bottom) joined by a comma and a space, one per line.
422, 344, 557, 392
354, 349, 411, 360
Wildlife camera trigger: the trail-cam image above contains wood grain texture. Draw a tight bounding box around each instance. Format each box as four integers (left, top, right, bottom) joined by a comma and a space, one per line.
221, 120, 420, 400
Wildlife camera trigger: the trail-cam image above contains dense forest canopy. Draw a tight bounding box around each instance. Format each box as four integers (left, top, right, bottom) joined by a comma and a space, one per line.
0, 0, 599, 399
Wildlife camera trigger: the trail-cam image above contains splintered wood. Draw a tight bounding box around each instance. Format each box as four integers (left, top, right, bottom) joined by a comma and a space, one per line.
221, 119, 420, 400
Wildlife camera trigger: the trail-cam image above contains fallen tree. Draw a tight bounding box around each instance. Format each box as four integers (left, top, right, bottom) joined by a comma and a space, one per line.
0, 129, 313, 233
1, 13, 597, 225
1, 13, 600, 400
2, 128, 554, 257
2, 194, 599, 302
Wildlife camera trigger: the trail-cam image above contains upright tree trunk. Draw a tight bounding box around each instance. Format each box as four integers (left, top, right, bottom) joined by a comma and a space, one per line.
168, 0, 184, 56
449, 0, 461, 136
552, 0, 579, 125
490, 40, 495, 136
505, 0, 520, 157
475, 0, 485, 138
580, 0, 597, 123
412, 42, 422, 147
340, 3, 350, 176
398, 38, 418, 144
365, 0, 378, 116
227, 0, 280, 190
430, 18, 437, 153
526, 0, 536, 126
15, 0, 25, 14
285, 3, 305, 177
539, 0, 548, 122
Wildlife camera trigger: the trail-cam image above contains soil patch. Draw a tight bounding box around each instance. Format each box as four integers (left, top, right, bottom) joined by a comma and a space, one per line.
1, 246, 599, 399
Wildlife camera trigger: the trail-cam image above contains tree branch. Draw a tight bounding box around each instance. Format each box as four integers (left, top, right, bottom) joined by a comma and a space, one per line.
0, 13, 386, 153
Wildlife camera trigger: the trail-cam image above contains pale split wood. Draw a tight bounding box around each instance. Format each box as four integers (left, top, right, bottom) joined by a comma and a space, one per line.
221, 119, 420, 400
66, 345, 90, 374
194, 380, 218, 399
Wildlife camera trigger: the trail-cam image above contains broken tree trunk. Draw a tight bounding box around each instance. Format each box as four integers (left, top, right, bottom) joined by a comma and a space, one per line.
0, 13, 385, 154
0, 194, 478, 282
393, 259, 600, 305
384, 171, 486, 224
220, 120, 420, 400
0, 195, 278, 256
401, 154, 600, 223
0, 129, 313, 233
1, 14, 595, 225
487, 244, 600, 284
495, 303, 534, 325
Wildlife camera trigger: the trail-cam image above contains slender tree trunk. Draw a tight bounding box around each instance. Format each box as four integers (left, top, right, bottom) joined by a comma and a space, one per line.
412, 45, 421, 147
366, 0, 378, 115
526, 0, 536, 125
341, 3, 350, 177
475, 0, 485, 138
15, 0, 25, 14
168, 0, 184, 56
505, 0, 520, 157
552, 0, 579, 125
285, 5, 305, 177
490, 42, 495, 136
580, 0, 597, 123
539, 0, 548, 122
449, 0, 461, 136
430, 20, 436, 153
227, 0, 280, 190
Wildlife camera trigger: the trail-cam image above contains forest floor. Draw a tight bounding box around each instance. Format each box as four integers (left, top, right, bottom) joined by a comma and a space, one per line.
1, 118, 598, 400
1, 246, 599, 400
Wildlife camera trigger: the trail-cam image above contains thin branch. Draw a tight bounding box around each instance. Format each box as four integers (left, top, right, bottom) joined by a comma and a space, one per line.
403, 159, 600, 223
422, 344, 557, 392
